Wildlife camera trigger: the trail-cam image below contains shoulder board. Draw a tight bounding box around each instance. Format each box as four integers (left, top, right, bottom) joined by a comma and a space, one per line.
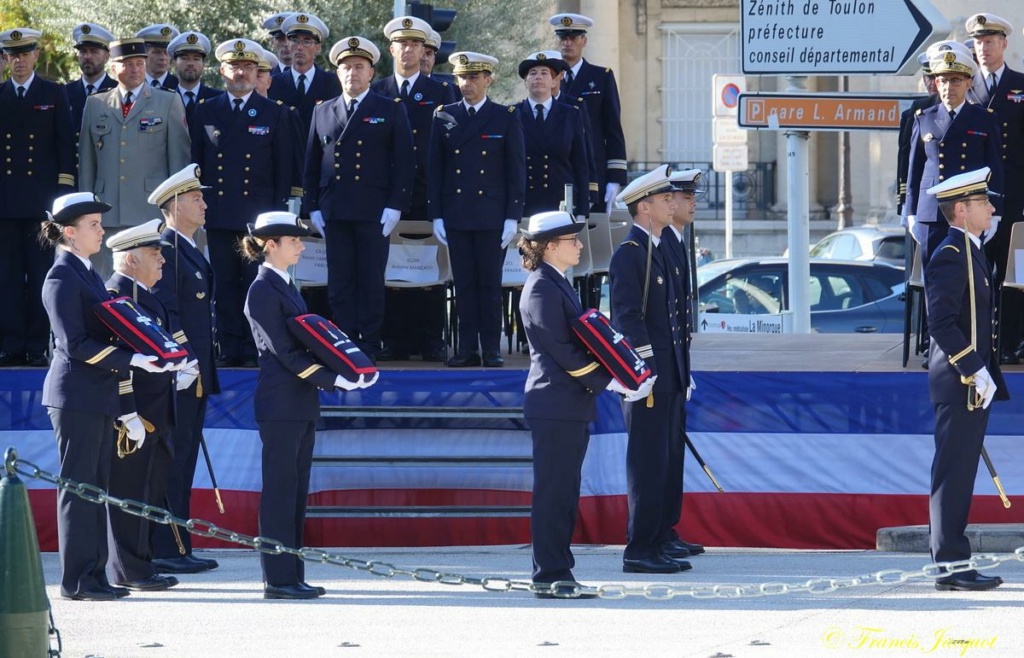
624, 240, 640, 247
276, 100, 284, 105
394, 97, 401, 103
915, 108, 922, 115
941, 245, 961, 253
508, 106, 515, 113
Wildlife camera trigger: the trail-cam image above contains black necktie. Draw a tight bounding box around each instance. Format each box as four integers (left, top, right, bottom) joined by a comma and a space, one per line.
296, 74, 307, 103
86, 84, 95, 96
400, 79, 409, 98
535, 103, 545, 124
988, 73, 997, 96
468, 106, 476, 117
347, 99, 357, 118
562, 69, 574, 93
124, 91, 133, 105
17, 86, 26, 99
151, 79, 160, 89
949, 109, 956, 121
185, 91, 195, 113
233, 97, 243, 113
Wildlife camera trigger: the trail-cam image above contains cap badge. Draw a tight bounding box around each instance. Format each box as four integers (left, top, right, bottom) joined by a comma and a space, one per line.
297, 14, 309, 24
537, 53, 546, 60
234, 40, 245, 51
187, 34, 198, 45
977, 15, 987, 25
11, 30, 22, 40
82, 25, 92, 34
943, 52, 955, 64
402, 18, 412, 28
275, 16, 285, 26
195, 166, 202, 177
348, 37, 360, 48
160, 26, 171, 36
458, 54, 468, 65
561, 17, 572, 27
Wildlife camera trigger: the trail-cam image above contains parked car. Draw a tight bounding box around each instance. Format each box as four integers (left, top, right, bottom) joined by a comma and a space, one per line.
808, 226, 906, 267
697, 258, 906, 333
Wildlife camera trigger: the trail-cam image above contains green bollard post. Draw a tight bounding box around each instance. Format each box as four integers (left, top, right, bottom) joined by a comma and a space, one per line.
1, 448, 50, 658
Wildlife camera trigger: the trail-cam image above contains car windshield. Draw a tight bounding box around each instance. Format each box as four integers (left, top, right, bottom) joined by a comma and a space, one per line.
697, 260, 743, 288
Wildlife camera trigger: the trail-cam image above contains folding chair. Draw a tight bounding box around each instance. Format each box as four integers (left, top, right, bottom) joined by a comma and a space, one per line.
997, 222, 1024, 359
901, 236, 925, 368
585, 212, 613, 309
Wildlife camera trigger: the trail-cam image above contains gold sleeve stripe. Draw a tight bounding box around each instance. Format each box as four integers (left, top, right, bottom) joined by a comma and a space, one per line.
86, 346, 117, 365
607, 159, 628, 170
290, 186, 304, 197
172, 330, 189, 344
298, 364, 324, 379
948, 346, 973, 365
940, 245, 960, 253
567, 362, 601, 378
589, 183, 599, 191
119, 382, 133, 394
58, 173, 76, 186
636, 345, 654, 358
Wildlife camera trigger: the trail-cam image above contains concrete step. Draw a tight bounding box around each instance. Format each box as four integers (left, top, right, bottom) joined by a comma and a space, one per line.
877, 523, 1024, 553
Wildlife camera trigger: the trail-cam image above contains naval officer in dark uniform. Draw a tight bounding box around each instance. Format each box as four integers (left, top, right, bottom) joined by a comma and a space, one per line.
374, 16, 457, 363
896, 53, 938, 217
167, 31, 222, 125
268, 13, 341, 136
904, 42, 1003, 269
136, 24, 180, 91
924, 167, 1008, 591
304, 36, 415, 361
104, 220, 181, 592
65, 23, 117, 139
549, 13, 627, 214
609, 165, 691, 575
40, 193, 173, 600
191, 38, 299, 366
149, 165, 221, 574
517, 211, 648, 598
427, 51, 526, 368
241, 212, 374, 600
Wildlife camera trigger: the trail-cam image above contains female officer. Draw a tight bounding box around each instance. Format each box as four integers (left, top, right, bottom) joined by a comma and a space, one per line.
517, 211, 646, 598
40, 192, 169, 601
241, 211, 372, 600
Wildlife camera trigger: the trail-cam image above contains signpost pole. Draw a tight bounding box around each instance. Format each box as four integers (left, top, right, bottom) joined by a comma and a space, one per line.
724, 174, 734, 259
785, 76, 811, 334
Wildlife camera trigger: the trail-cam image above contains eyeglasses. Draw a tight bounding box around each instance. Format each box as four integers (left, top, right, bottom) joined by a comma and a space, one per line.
555, 236, 582, 244
936, 77, 969, 87
288, 37, 318, 47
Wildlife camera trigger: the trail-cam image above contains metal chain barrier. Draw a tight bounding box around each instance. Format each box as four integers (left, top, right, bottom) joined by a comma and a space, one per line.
8, 452, 1024, 600
47, 607, 62, 658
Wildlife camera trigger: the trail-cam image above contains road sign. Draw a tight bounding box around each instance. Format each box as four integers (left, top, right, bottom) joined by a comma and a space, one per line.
698, 312, 791, 335
714, 117, 748, 144
713, 144, 749, 173
713, 75, 746, 117
737, 92, 927, 131
740, 0, 950, 75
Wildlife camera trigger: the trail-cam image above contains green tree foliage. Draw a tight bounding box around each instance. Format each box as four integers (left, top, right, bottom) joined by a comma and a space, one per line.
17, 0, 551, 101
2, 0, 77, 81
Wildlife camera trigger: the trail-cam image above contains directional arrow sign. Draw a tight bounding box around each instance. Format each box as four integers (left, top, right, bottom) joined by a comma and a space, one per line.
738, 92, 928, 131
740, 0, 950, 75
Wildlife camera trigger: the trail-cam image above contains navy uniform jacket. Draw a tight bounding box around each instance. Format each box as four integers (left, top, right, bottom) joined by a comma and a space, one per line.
268, 66, 342, 136
517, 99, 590, 218
896, 94, 937, 215
178, 83, 224, 126
556, 93, 599, 206
65, 74, 118, 140
609, 225, 686, 392
426, 99, 526, 230
0, 78, 76, 219
372, 74, 457, 219
42, 250, 136, 417
561, 60, 628, 190
149, 73, 179, 92
660, 227, 693, 383
244, 266, 338, 422
904, 103, 1004, 224
304, 92, 415, 221
151, 228, 220, 396
925, 229, 1009, 403
975, 67, 1024, 206
106, 273, 176, 430
191, 93, 297, 231
520, 262, 610, 421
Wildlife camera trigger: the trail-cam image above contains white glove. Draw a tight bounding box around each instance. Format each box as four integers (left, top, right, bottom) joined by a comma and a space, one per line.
686, 374, 696, 402
166, 358, 192, 372
624, 375, 657, 403
984, 215, 1001, 245
176, 363, 200, 391
334, 374, 361, 392
130, 353, 170, 373
909, 217, 928, 247
972, 366, 997, 410
380, 208, 401, 237
605, 378, 631, 396
500, 219, 518, 248
604, 183, 622, 214
310, 210, 326, 237
118, 412, 146, 449
432, 218, 448, 246
358, 371, 380, 389
901, 213, 913, 230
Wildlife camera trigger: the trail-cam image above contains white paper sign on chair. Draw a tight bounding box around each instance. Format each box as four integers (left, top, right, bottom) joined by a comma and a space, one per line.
386, 244, 440, 284
294, 239, 328, 285
502, 248, 528, 286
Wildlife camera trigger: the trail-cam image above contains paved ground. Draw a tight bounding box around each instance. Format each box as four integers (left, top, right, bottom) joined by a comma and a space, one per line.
41, 545, 1024, 657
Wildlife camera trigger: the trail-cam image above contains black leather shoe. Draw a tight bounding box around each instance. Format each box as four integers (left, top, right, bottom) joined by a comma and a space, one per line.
622, 555, 682, 574
420, 346, 447, 363
678, 539, 705, 555
152, 556, 208, 574
999, 350, 1020, 366
482, 351, 504, 367
659, 540, 691, 559
25, 351, 49, 367
106, 585, 131, 598
187, 554, 219, 571
215, 356, 238, 368
264, 584, 320, 600
0, 351, 25, 367
115, 575, 179, 591
61, 586, 117, 601
935, 572, 1003, 591
662, 556, 693, 572
447, 351, 481, 367
298, 582, 326, 596
533, 582, 599, 599
377, 345, 409, 361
